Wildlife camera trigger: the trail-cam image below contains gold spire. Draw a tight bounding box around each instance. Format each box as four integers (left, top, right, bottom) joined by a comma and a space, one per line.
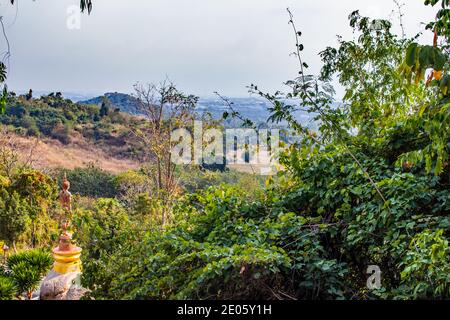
52, 174, 82, 274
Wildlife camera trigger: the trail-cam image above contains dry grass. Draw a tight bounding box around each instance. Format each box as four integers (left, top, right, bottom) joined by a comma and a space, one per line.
3, 129, 140, 174
1, 127, 276, 175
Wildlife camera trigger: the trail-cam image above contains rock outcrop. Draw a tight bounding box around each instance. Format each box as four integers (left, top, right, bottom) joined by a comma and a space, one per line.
40, 271, 88, 300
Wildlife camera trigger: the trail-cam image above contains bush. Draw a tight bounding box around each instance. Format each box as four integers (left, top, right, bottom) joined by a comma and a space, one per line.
114, 170, 150, 207
394, 229, 450, 299
51, 123, 72, 144
0, 276, 16, 300
10, 261, 42, 299
178, 166, 264, 196
78, 185, 345, 300
56, 166, 118, 198
72, 198, 132, 298
0, 189, 31, 248
79, 143, 450, 300
7, 249, 53, 275
7, 249, 53, 299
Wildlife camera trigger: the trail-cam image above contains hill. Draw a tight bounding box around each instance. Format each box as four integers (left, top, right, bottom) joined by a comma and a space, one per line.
80, 92, 317, 127
79, 92, 142, 115
0, 93, 147, 165
1, 129, 140, 173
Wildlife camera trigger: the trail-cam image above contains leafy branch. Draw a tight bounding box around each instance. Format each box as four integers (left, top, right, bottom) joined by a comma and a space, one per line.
252, 8, 392, 209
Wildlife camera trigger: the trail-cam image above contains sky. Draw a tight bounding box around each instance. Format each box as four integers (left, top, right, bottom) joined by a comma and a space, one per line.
0, 0, 437, 98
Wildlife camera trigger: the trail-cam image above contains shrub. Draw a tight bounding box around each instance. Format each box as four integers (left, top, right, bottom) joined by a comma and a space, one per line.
0, 276, 16, 300
0, 189, 31, 248
72, 198, 132, 297
79, 185, 346, 300
10, 261, 42, 299
51, 123, 72, 144
57, 166, 118, 198
7, 249, 53, 299
394, 229, 450, 299
7, 249, 53, 275
114, 170, 150, 207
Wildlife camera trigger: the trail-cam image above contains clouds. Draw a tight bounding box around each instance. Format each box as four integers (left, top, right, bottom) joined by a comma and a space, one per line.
0, 0, 436, 98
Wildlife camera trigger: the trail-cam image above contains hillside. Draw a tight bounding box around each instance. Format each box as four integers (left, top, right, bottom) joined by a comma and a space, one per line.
79, 92, 142, 115
80, 92, 318, 128
0, 93, 276, 174
1, 129, 140, 173
0, 93, 147, 164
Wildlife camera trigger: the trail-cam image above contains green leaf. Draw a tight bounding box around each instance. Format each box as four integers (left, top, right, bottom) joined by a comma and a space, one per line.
405, 43, 419, 67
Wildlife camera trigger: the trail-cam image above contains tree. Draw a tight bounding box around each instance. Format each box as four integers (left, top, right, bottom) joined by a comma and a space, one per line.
11, 170, 56, 249
132, 80, 197, 225
396, 0, 450, 175
0, 189, 30, 252
320, 11, 429, 136
99, 96, 110, 118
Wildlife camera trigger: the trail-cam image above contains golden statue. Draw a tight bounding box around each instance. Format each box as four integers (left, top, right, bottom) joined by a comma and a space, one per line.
57, 174, 73, 250
52, 174, 82, 274
40, 175, 87, 300
59, 174, 72, 211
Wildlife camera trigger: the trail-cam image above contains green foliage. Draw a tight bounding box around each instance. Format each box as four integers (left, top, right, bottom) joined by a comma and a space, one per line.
0, 188, 31, 247
59, 166, 119, 198
73, 5, 450, 301
72, 198, 132, 298
278, 140, 449, 299
132, 193, 153, 215
0, 169, 58, 249
7, 249, 53, 276
395, 229, 450, 299
424, 0, 450, 44
113, 170, 150, 207
9, 261, 41, 299
11, 170, 57, 248
79, 185, 348, 300
130, 193, 169, 223
321, 11, 429, 136
0, 94, 146, 159
0, 276, 16, 300
0, 1, 447, 302
178, 166, 264, 195
0, 85, 7, 114
396, 1, 449, 176
7, 249, 53, 299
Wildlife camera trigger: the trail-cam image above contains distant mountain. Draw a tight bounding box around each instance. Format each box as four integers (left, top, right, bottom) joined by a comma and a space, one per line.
79, 92, 141, 115
79, 93, 275, 121
79, 92, 318, 127
197, 97, 272, 123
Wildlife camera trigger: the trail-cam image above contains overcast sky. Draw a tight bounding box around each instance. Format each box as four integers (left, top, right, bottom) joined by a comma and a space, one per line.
0, 0, 436, 98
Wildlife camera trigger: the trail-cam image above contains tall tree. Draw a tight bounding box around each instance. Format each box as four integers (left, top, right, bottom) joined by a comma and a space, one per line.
100, 96, 110, 118
132, 80, 197, 225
